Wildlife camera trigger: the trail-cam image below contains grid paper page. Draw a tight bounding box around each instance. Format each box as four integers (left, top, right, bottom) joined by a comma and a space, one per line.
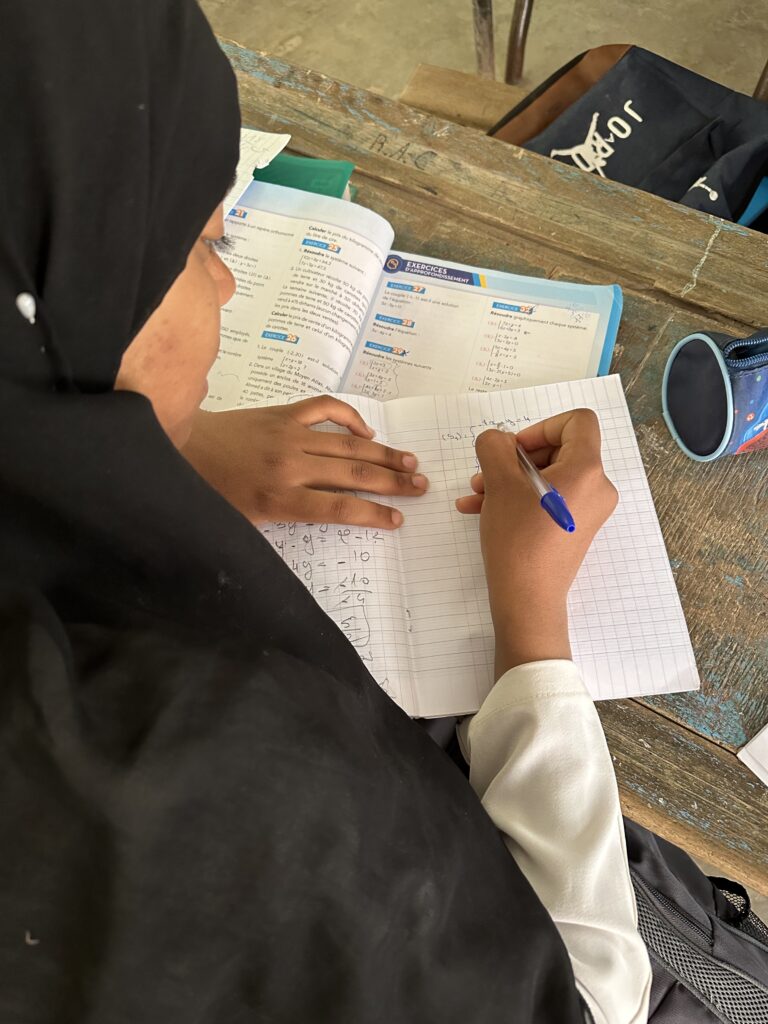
382, 375, 699, 715
258, 396, 417, 715
255, 377, 699, 717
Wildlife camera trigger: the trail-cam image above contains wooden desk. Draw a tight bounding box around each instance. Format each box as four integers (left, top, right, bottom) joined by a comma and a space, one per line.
221, 41, 768, 892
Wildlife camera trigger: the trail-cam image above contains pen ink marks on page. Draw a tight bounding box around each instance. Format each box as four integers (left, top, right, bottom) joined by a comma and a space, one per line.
569, 310, 590, 326
440, 416, 533, 472
354, 358, 401, 401
378, 677, 394, 700
260, 521, 385, 653
369, 133, 437, 171
330, 575, 372, 648
440, 415, 533, 443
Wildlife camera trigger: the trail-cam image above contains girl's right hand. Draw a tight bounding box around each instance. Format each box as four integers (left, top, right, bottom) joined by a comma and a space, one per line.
455, 409, 618, 678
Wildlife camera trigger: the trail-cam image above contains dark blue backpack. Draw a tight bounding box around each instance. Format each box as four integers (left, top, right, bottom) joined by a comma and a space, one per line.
491, 46, 768, 232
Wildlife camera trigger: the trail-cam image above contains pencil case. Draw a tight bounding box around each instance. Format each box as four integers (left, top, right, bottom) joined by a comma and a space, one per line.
662, 328, 768, 460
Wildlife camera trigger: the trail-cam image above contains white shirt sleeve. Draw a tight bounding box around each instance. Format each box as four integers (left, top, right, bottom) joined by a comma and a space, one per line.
458, 660, 652, 1024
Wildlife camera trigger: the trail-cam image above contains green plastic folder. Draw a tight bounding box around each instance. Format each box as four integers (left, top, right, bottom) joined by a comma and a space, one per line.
251, 153, 355, 199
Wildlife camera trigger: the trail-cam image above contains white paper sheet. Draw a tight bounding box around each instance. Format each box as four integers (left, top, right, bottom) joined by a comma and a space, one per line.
223, 127, 291, 213
738, 723, 768, 786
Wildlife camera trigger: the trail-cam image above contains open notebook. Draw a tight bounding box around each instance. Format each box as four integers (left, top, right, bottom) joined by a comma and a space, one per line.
258, 375, 699, 717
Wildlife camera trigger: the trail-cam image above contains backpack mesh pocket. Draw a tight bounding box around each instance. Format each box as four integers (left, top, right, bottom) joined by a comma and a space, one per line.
716, 880, 768, 947
633, 877, 768, 1024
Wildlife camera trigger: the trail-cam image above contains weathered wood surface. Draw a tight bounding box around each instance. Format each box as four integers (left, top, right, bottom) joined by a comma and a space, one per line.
222, 43, 768, 889
393, 69, 768, 753
400, 64, 526, 129
597, 700, 767, 895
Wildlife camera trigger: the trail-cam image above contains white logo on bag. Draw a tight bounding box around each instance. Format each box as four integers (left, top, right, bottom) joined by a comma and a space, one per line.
689, 176, 719, 201
550, 100, 643, 176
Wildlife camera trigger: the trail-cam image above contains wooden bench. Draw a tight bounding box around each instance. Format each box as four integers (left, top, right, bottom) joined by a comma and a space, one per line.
400, 64, 527, 129
223, 42, 768, 894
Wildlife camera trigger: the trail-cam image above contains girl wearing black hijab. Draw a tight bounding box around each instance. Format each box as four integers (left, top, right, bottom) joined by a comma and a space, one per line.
0, 1, 650, 1021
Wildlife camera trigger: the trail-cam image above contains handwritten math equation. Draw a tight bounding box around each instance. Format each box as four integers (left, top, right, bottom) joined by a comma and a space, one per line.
261, 519, 386, 648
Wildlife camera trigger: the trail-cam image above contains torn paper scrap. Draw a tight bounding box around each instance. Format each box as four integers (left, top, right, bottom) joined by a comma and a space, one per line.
225, 127, 291, 212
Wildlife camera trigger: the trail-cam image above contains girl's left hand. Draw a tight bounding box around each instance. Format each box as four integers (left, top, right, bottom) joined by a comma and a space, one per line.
181, 397, 428, 530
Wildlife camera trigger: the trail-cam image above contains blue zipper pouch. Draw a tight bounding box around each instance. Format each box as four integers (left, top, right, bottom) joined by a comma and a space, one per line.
662, 329, 768, 460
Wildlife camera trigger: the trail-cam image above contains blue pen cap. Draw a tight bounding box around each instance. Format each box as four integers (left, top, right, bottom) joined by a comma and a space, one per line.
541, 490, 576, 532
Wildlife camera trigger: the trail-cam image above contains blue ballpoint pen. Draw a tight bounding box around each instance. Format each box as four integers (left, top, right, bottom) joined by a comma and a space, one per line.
516, 442, 576, 533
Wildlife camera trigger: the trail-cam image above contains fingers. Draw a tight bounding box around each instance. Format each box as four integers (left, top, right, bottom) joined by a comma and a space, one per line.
475, 411, 603, 488
304, 429, 419, 473
455, 493, 484, 514
516, 408, 602, 467
301, 455, 428, 497
474, 428, 526, 489
289, 396, 375, 438
455, 472, 485, 514
283, 487, 404, 530
520, 445, 556, 468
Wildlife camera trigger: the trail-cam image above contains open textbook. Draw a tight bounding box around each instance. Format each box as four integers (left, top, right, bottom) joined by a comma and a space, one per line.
204, 180, 622, 410
253, 376, 700, 717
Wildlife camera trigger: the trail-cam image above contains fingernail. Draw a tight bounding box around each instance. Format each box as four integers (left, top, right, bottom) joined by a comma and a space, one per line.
412, 474, 428, 490
402, 453, 418, 470
366, 424, 376, 438
391, 509, 404, 527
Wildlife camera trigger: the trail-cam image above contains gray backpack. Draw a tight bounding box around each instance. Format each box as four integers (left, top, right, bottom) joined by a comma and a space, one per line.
625, 819, 768, 1022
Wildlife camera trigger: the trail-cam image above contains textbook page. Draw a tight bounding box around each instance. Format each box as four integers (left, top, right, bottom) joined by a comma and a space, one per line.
204, 181, 394, 410
342, 251, 622, 401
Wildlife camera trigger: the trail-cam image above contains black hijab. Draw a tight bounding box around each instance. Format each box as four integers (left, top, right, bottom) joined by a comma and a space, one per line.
0, 2, 583, 1020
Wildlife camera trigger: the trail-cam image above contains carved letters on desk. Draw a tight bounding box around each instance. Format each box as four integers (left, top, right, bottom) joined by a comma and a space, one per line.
369, 132, 437, 171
